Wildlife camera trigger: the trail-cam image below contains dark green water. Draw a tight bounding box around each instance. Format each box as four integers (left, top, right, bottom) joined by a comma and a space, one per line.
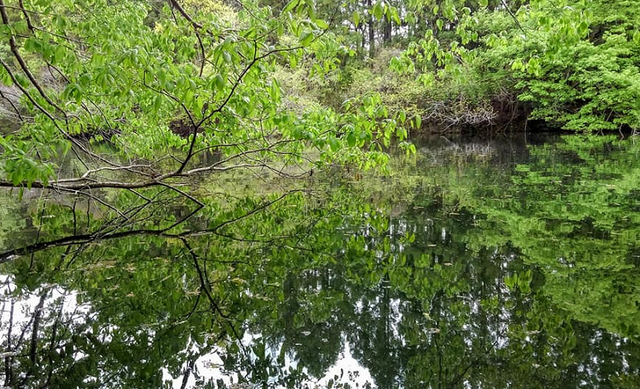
1, 133, 640, 388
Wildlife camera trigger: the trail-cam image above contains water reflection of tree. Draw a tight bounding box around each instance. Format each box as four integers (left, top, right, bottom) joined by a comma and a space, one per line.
3, 136, 640, 388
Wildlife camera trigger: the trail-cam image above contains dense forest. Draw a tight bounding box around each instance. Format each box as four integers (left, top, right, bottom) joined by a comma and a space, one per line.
1, 1, 640, 388
0, 0, 639, 193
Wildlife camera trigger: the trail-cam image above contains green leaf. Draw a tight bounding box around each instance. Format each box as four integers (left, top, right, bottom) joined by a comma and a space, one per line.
14, 73, 30, 88
184, 89, 194, 105
54, 46, 66, 64
283, 0, 299, 13
213, 74, 225, 91
578, 21, 589, 36
346, 131, 356, 147
299, 32, 314, 46
329, 137, 339, 152
269, 81, 280, 102
398, 110, 406, 123
153, 95, 163, 111
373, 2, 384, 20
24, 37, 40, 53
511, 58, 524, 71
505, 275, 517, 290
353, 11, 360, 27
527, 57, 540, 76
315, 19, 329, 29
391, 9, 401, 25
405, 11, 415, 25
222, 51, 232, 64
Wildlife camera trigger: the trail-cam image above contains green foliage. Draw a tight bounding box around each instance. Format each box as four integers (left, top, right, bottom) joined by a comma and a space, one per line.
2, 0, 640, 386
0, 0, 411, 190
4, 135, 640, 388
392, 0, 640, 131
0, 191, 27, 249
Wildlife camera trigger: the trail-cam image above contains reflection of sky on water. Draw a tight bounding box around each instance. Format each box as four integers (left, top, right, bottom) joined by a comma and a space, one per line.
162, 334, 374, 389
2, 273, 374, 388
0, 275, 91, 361
1, 275, 88, 332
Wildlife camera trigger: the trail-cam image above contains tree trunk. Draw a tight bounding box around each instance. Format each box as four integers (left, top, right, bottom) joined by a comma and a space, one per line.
367, 0, 375, 58
383, 18, 392, 44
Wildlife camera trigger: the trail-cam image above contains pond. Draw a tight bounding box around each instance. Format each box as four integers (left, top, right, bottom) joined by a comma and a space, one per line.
1, 133, 640, 388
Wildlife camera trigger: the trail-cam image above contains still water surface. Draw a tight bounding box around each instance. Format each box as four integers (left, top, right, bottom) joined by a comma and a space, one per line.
1, 133, 640, 388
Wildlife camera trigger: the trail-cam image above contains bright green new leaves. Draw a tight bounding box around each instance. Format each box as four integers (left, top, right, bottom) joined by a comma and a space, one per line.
0, 0, 410, 190
393, 0, 640, 131
372, 2, 384, 20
